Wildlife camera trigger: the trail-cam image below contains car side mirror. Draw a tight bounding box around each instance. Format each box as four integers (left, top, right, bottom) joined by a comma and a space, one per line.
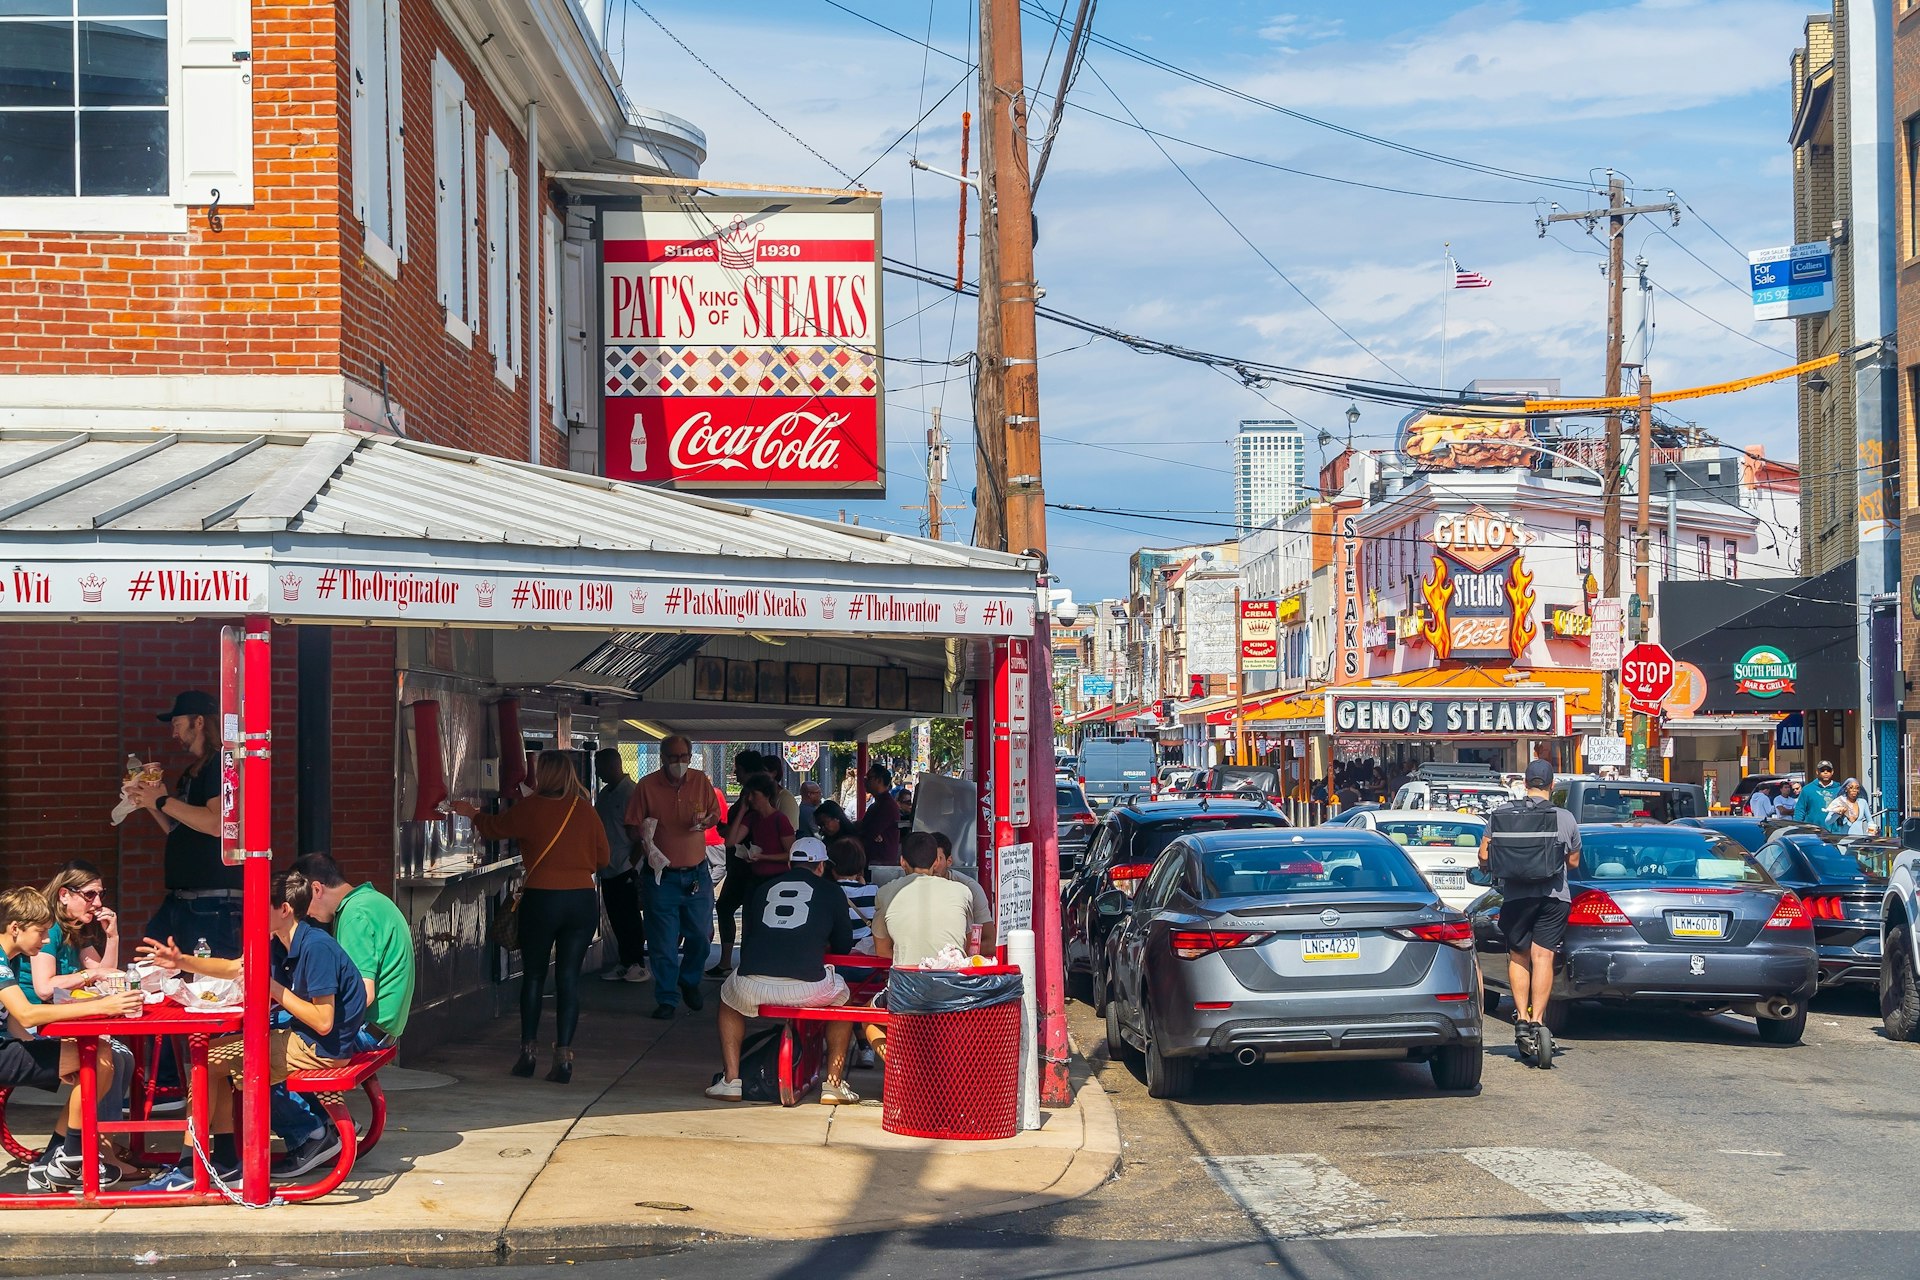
1466, 867, 1492, 887
1095, 888, 1128, 919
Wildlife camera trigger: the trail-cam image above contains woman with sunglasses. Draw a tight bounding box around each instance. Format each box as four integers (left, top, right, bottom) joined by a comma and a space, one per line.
9, 862, 138, 1184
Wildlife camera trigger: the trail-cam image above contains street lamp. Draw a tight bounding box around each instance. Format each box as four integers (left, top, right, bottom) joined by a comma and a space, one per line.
1345, 403, 1361, 449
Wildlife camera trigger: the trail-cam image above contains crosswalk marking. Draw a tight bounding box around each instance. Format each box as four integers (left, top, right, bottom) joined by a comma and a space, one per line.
1454, 1147, 1723, 1233
1197, 1148, 1724, 1239
1196, 1155, 1430, 1240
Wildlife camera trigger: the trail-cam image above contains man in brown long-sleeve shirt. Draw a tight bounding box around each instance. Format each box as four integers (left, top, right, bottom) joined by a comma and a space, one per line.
625, 735, 722, 1019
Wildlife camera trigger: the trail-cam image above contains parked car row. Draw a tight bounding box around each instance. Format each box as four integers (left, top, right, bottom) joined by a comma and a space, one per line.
1060, 791, 1909, 1102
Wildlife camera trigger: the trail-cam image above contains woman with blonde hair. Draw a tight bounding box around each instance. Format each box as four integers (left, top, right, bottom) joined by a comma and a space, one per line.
451, 752, 608, 1083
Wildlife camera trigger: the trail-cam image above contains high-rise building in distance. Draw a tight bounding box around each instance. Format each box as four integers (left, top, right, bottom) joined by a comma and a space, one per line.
1233, 420, 1305, 535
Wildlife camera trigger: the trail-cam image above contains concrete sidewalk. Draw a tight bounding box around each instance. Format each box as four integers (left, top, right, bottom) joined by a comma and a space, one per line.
0, 976, 1120, 1264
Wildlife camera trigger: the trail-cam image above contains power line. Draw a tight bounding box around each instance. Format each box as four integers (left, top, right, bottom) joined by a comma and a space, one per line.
630, 2, 857, 184
1673, 197, 1751, 262
1084, 56, 1412, 385
1649, 278, 1793, 359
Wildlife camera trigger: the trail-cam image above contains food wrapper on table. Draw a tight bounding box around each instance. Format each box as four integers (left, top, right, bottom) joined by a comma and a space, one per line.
165, 974, 244, 1011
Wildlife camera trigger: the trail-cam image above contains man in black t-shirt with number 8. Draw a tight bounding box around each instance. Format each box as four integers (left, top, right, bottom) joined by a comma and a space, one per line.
707, 839, 856, 1104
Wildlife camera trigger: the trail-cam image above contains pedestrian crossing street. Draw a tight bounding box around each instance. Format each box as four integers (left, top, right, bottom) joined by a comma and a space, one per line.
1198, 1147, 1726, 1240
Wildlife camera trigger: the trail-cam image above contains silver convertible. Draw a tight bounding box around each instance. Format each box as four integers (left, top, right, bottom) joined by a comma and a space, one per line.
1099, 828, 1483, 1098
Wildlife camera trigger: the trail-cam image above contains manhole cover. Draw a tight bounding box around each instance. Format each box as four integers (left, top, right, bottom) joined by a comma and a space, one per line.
498, 1147, 533, 1158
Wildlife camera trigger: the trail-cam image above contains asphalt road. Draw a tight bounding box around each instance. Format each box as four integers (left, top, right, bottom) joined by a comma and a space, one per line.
25, 985, 1920, 1279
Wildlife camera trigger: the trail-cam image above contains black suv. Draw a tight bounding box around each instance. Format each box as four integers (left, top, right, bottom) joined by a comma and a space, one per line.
1061, 797, 1289, 1005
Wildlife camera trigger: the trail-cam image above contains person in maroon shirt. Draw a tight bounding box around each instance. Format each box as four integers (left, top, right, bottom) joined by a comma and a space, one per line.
859, 764, 903, 885
727, 775, 795, 878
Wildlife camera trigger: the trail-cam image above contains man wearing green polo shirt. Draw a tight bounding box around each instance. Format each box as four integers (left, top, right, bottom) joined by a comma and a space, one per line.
292, 852, 414, 1044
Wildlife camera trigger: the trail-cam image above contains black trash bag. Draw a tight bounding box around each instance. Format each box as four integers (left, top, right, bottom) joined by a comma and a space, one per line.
728, 1024, 825, 1102
886, 967, 1024, 1015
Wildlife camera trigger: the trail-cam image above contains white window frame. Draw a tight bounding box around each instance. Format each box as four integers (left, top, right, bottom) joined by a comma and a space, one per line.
431, 54, 475, 346
544, 210, 562, 427
483, 130, 519, 385
0, 0, 258, 233
350, 0, 405, 278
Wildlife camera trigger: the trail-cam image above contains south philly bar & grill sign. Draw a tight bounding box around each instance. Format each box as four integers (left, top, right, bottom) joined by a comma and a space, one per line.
1418, 507, 1538, 660
1733, 645, 1797, 699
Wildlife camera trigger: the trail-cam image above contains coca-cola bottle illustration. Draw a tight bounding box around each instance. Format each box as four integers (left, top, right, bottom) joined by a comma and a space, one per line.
630, 420, 648, 474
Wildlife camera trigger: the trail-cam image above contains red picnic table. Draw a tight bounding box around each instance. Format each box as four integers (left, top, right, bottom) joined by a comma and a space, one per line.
2, 1003, 243, 1208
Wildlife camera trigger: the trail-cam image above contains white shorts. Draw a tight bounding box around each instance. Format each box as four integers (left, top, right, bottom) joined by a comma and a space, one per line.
721, 970, 850, 1017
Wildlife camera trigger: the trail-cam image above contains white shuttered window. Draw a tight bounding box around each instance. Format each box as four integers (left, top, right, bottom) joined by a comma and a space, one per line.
349, 0, 405, 275
430, 53, 475, 344
483, 130, 518, 383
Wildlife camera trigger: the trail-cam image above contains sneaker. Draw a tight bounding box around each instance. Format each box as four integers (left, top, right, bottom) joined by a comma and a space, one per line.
42, 1150, 123, 1190
680, 983, 705, 1012
132, 1162, 197, 1193
24, 1148, 52, 1193
271, 1128, 342, 1179
623, 965, 651, 983
600, 964, 631, 983
650, 1004, 677, 1020
1514, 1021, 1539, 1056
820, 1080, 860, 1105
853, 1046, 877, 1071
704, 1077, 743, 1101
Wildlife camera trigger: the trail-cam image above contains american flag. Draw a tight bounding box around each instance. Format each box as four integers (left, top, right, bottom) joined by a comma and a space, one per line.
1452, 262, 1493, 289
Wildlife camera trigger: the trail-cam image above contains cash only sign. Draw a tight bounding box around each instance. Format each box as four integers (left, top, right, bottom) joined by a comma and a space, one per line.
600, 195, 886, 495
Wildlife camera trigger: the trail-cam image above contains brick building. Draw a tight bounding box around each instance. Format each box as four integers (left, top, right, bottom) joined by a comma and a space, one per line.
0, 0, 705, 1045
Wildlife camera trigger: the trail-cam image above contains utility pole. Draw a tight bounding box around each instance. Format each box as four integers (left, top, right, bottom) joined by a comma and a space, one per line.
1232, 587, 1248, 768
977, 0, 1067, 1108
926, 410, 947, 541
1541, 175, 1677, 752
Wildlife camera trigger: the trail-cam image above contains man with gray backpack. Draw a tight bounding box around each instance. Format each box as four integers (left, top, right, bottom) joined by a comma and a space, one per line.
1479, 759, 1581, 1067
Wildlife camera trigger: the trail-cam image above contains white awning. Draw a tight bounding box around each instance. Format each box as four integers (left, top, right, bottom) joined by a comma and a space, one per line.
0, 427, 1038, 637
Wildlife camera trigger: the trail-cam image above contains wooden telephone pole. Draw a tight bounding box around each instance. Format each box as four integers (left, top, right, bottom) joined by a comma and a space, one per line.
1542, 175, 1676, 752
976, 0, 1067, 1107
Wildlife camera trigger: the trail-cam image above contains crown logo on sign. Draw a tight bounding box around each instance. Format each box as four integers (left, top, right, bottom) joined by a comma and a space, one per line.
716, 215, 763, 270
476, 582, 496, 608
279, 572, 302, 602
78, 575, 105, 603
953, 602, 969, 625
630, 588, 648, 614
821, 594, 837, 620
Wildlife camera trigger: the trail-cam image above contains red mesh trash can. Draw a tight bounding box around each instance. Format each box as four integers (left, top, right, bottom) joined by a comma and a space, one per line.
881, 969, 1023, 1141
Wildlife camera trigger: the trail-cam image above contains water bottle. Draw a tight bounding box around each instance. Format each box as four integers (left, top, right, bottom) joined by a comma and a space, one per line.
193, 938, 212, 959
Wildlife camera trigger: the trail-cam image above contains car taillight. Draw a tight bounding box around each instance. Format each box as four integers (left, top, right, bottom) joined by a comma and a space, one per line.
1170, 929, 1272, 959
1390, 920, 1474, 949
1568, 890, 1630, 927
1068, 812, 1095, 824
1803, 894, 1842, 920
1108, 862, 1155, 895
1766, 892, 1813, 930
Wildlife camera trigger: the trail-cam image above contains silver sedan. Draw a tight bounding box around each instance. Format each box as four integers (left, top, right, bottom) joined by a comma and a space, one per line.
1100, 828, 1483, 1098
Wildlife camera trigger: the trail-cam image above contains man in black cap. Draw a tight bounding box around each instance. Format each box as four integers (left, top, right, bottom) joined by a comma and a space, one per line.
123, 690, 245, 1108
1479, 759, 1580, 1061
125, 691, 243, 959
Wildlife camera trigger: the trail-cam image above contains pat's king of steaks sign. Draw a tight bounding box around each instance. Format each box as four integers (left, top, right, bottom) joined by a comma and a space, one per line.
601, 196, 885, 494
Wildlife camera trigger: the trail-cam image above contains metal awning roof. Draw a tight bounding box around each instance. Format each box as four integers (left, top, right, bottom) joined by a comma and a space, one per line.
0, 428, 1038, 637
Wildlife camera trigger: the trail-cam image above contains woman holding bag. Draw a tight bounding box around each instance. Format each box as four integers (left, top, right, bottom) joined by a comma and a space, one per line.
451, 752, 608, 1083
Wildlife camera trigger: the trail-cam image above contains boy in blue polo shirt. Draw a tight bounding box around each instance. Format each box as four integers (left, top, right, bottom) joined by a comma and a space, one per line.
133, 869, 367, 1190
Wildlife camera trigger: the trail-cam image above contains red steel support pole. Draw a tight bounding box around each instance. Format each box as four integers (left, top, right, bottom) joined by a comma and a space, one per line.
972, 677, 993, 883
240, 616, 273, 1205
1026, 612, 1070, 1105
989, 640, 1012, 910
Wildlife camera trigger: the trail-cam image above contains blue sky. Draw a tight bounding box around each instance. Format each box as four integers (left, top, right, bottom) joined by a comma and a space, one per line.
616, 0, 1810, 598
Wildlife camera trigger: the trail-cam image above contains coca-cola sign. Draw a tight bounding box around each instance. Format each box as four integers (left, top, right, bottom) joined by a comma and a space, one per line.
601, 196, 885, 494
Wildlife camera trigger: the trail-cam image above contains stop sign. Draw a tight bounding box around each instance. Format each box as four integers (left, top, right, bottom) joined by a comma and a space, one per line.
1621, 642, 1676, 706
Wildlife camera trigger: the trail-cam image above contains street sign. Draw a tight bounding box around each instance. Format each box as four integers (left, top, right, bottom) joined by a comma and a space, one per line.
1240, 598, 1278, 672
1621, 642, 1676, 711
1584, 735, 1628, 767
1008, 736, 1030, 826
1079, 672, 1113, 699
1590, 598, 1623, 670
1008, 637, 1031, 736
995, 841, 1034, 936
1749, 241, 1834, 322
